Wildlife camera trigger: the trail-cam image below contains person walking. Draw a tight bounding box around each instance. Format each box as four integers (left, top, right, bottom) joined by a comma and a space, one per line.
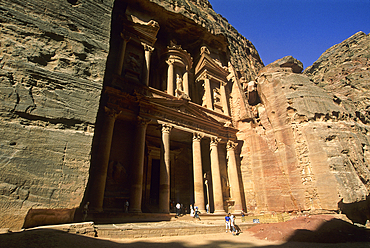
225, 213, 231, 233
230, 213, 238, 235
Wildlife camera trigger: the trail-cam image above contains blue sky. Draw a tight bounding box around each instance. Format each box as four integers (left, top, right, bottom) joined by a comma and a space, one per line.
210, 0, 370, 68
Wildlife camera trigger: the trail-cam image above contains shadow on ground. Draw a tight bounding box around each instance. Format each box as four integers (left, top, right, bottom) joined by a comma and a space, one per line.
1, 226, 370, 248
287, 218, 370, 243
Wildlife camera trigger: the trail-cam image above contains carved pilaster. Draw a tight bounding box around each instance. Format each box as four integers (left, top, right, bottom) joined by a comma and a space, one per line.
142, 43, 155, 86
226, 140, 243, 212
210, 136, 225, 213
166, 60, 175, 96
192, 132, 206, 212
129, 116, 151, 213
159, 123, 172, 213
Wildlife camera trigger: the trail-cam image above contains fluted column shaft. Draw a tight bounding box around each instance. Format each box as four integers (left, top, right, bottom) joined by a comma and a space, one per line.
115, 34, 130, 75
192, 133, 205, 213
220, 82, 229, 116
204, 76, 213, 110
183, 69, 189, 96
87, 107, 118, 212
159, 124, 172, 213
227, 141, 243, 212
166, 60, 174, 96
142, 43, 154, 86
210, 137, 225, 213
129, 117, 150, 213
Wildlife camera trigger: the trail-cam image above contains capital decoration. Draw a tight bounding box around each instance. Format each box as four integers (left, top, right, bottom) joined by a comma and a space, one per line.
161, 124, 173, 134
226, 140, 237, 150
210, 137, 221, 146
193, 132, 203, 141
104, 106, 121, 119
137, 116, 151, 126
142, 42, 155, 53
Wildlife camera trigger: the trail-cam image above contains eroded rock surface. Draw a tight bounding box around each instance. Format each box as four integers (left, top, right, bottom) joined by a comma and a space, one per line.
239, 32, 370, 218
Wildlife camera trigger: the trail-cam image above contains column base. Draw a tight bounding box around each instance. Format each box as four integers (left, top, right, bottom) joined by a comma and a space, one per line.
213, 209, 227, 214
197, 209, 206, 214
129, 209, 142, 213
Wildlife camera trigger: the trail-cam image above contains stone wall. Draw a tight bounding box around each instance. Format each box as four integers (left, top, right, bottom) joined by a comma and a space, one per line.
0, 0, 115, 229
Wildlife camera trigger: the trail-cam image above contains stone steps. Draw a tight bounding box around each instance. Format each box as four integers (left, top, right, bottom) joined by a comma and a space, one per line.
96, 223, 255, 239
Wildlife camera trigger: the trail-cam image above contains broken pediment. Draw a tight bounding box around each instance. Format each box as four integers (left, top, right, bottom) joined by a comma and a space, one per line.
195, 46, 229, 82
121, 14, 160, 46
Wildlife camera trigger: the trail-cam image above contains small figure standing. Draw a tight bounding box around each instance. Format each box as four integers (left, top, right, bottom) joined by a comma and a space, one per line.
190, 205, 194, 217
206, 203, 209, 213
176, 202, 181, 217
225, 213, 231, 233
82, 202, 89, 221
125, 200, 129, 213
241, 209, 245, 217
194, 205, 200, 220
230, 213, 238, 235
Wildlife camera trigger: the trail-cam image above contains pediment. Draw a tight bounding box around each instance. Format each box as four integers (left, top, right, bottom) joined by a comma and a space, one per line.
195, 53, 229, 81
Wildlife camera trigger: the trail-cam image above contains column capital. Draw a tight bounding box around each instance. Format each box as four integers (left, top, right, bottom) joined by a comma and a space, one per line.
142, 42, 155, 53
166, 59, 175, 66
193, 132, 203, 141
120, 32, 132, 42
226, 140, 238, 151
104, 106, 121, 119
137, 116, 151, 126
210, 137, 221, 146
161, 124, 173, 134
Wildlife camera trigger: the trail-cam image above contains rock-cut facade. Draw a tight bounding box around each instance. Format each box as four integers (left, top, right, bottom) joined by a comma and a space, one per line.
0, 0, 369, 230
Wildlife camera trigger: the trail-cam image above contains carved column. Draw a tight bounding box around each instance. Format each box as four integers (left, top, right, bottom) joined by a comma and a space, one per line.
87, 107, 119, 212
115, 34, 130, 75
129, 117, 150, 213
220, 82, 229, 116
204, 76, 213, 110
183, 67, 190, 97
159, 124, 172, 213
227, 141, 243, 212
192, 133, 206, 213
142, 43, 154, 86
166, 60, 175, 96
210, 137, 225, 213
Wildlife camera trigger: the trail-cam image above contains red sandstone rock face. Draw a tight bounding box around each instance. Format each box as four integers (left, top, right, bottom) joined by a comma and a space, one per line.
239, 32, 370, 217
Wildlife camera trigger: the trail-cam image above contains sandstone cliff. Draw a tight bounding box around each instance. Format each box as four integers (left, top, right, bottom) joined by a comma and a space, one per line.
238, 32, 370, 218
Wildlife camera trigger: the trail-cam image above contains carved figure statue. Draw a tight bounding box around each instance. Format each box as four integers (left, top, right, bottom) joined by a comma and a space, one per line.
175, 74, 191, 100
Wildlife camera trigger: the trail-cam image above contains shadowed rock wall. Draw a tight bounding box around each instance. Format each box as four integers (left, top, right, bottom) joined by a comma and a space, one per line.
0, 0, 115, 229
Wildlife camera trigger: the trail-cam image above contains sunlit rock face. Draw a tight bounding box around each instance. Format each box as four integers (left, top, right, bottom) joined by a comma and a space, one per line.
239, 32, 370, 215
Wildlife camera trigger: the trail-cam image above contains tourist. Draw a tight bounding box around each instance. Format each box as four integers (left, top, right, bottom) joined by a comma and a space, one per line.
125, 200, 129, 213
225, 213, 231, 232
190, 205, 194, 217
230, 213, 237, 235
176, 202, 181, 217
206, 203, 209, 213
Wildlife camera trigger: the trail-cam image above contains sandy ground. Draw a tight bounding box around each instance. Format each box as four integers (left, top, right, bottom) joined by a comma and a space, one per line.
1, 215, 370, 247
1, 228, 370, 248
